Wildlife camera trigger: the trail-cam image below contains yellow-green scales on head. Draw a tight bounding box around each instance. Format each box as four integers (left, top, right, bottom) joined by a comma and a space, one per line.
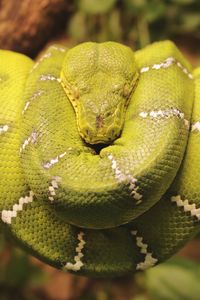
61, 42, 138, 144
0, 40, 200, 277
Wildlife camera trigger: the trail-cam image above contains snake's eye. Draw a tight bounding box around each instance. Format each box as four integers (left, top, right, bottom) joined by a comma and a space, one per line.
72, 87, 80, 99
105, 111, 112, 118
123, 84, 131, 98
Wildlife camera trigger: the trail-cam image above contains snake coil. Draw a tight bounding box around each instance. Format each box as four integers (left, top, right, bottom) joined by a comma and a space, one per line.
0, 40, 200, 277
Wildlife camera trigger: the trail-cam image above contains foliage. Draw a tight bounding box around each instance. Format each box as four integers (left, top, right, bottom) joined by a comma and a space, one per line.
79, 257, 200, 300
1, 230, 200, 299
67, 0, 200, 48
138, 257, 200, 300
0, 233, 47, 300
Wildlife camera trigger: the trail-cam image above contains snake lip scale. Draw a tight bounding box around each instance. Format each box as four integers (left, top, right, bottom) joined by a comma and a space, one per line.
0, 40, 200, 277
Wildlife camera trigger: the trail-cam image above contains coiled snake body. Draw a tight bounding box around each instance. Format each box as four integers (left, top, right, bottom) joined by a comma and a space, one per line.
0, 41, 200, 277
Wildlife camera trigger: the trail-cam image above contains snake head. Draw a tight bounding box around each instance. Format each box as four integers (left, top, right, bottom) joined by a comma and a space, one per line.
61, 42, 139, 144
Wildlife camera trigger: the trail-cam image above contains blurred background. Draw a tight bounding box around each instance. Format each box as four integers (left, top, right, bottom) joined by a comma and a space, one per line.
0, 0, 200, 299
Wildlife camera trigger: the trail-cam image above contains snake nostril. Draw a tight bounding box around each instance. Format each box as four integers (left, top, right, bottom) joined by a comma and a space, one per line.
107, 127, 121, 141
105, 111, 112, 118
84, 127, 93, 137
107, 129, 116, 140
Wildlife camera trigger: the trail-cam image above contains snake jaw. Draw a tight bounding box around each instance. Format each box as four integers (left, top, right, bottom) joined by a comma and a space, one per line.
60, 74, 139, 145
75, 101, 127, 145
60, 75, 128, 144
60, 42, 139, 145
60, 79, 137, 145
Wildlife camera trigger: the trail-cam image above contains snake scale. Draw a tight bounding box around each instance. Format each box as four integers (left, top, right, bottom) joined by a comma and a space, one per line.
0, 40, 200, 277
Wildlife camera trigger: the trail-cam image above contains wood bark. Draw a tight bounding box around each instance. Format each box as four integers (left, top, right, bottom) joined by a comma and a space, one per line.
0, 0, 72, 57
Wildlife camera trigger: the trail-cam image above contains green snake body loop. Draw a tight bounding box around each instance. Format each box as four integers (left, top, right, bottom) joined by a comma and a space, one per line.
0, 41, 200, 277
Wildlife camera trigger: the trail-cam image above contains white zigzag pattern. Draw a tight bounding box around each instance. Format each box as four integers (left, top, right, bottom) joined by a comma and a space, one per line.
1, 191, 34, 224
108, 154, 142, 204
40, 74, 61, 83
22, 90, 43, 114
140, 57, 193, 79
191, 121, 200, 132
0, 124, 9, 134
31, 46, 66, 73
64, 231, 85, 272
43, 152, 67, 169
50, 46, 66, 52
31, 52, 52, 72
131, 230, 158, 270
171, 195, 200, 220
48, 176, 62, 202
20, 131, 37, 153
139, 108, 190, 128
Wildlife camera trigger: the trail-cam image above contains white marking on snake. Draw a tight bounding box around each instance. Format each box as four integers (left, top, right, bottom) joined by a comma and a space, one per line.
51, 45, 66, 52
0, 125, 9, 134
171, 195, 200, 220
140, 57, 193, 79
20, 131, 37, 153
131, 230, 158, 270
22, 90, 43, 114
64, 231, 85, 272
1, 191, 34, 224
108, 154, 142, 204
43, 151, 67, 169
48, 176, 62, 201
139, 108, 189, 128
40, 74, 61, 83
191, 121, 200, 132
31, 52, 52, 72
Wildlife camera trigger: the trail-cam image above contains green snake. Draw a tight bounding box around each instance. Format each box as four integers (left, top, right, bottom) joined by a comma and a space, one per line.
0, 40, 200, 277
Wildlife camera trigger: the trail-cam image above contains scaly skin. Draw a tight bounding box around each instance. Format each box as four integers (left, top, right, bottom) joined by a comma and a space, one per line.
0, 41, 200, 277
61, 42, 139, 144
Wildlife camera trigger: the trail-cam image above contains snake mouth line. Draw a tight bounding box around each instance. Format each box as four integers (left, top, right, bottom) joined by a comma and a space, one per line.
80, 131, 120, 147
84, 141, 113, 155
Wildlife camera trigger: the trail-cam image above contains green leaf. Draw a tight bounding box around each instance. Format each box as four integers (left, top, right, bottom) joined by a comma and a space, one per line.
68, 12, 88, 42
124, 0, 147, 14
145, 257, 200, 300
5, 249, 30, 287
170, 0, 195, 5
4, 248, 46, 289
78, 0, 117, 14
145, 2, 166, 23
108, 10, 122, 40
181, 13, 200, 31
